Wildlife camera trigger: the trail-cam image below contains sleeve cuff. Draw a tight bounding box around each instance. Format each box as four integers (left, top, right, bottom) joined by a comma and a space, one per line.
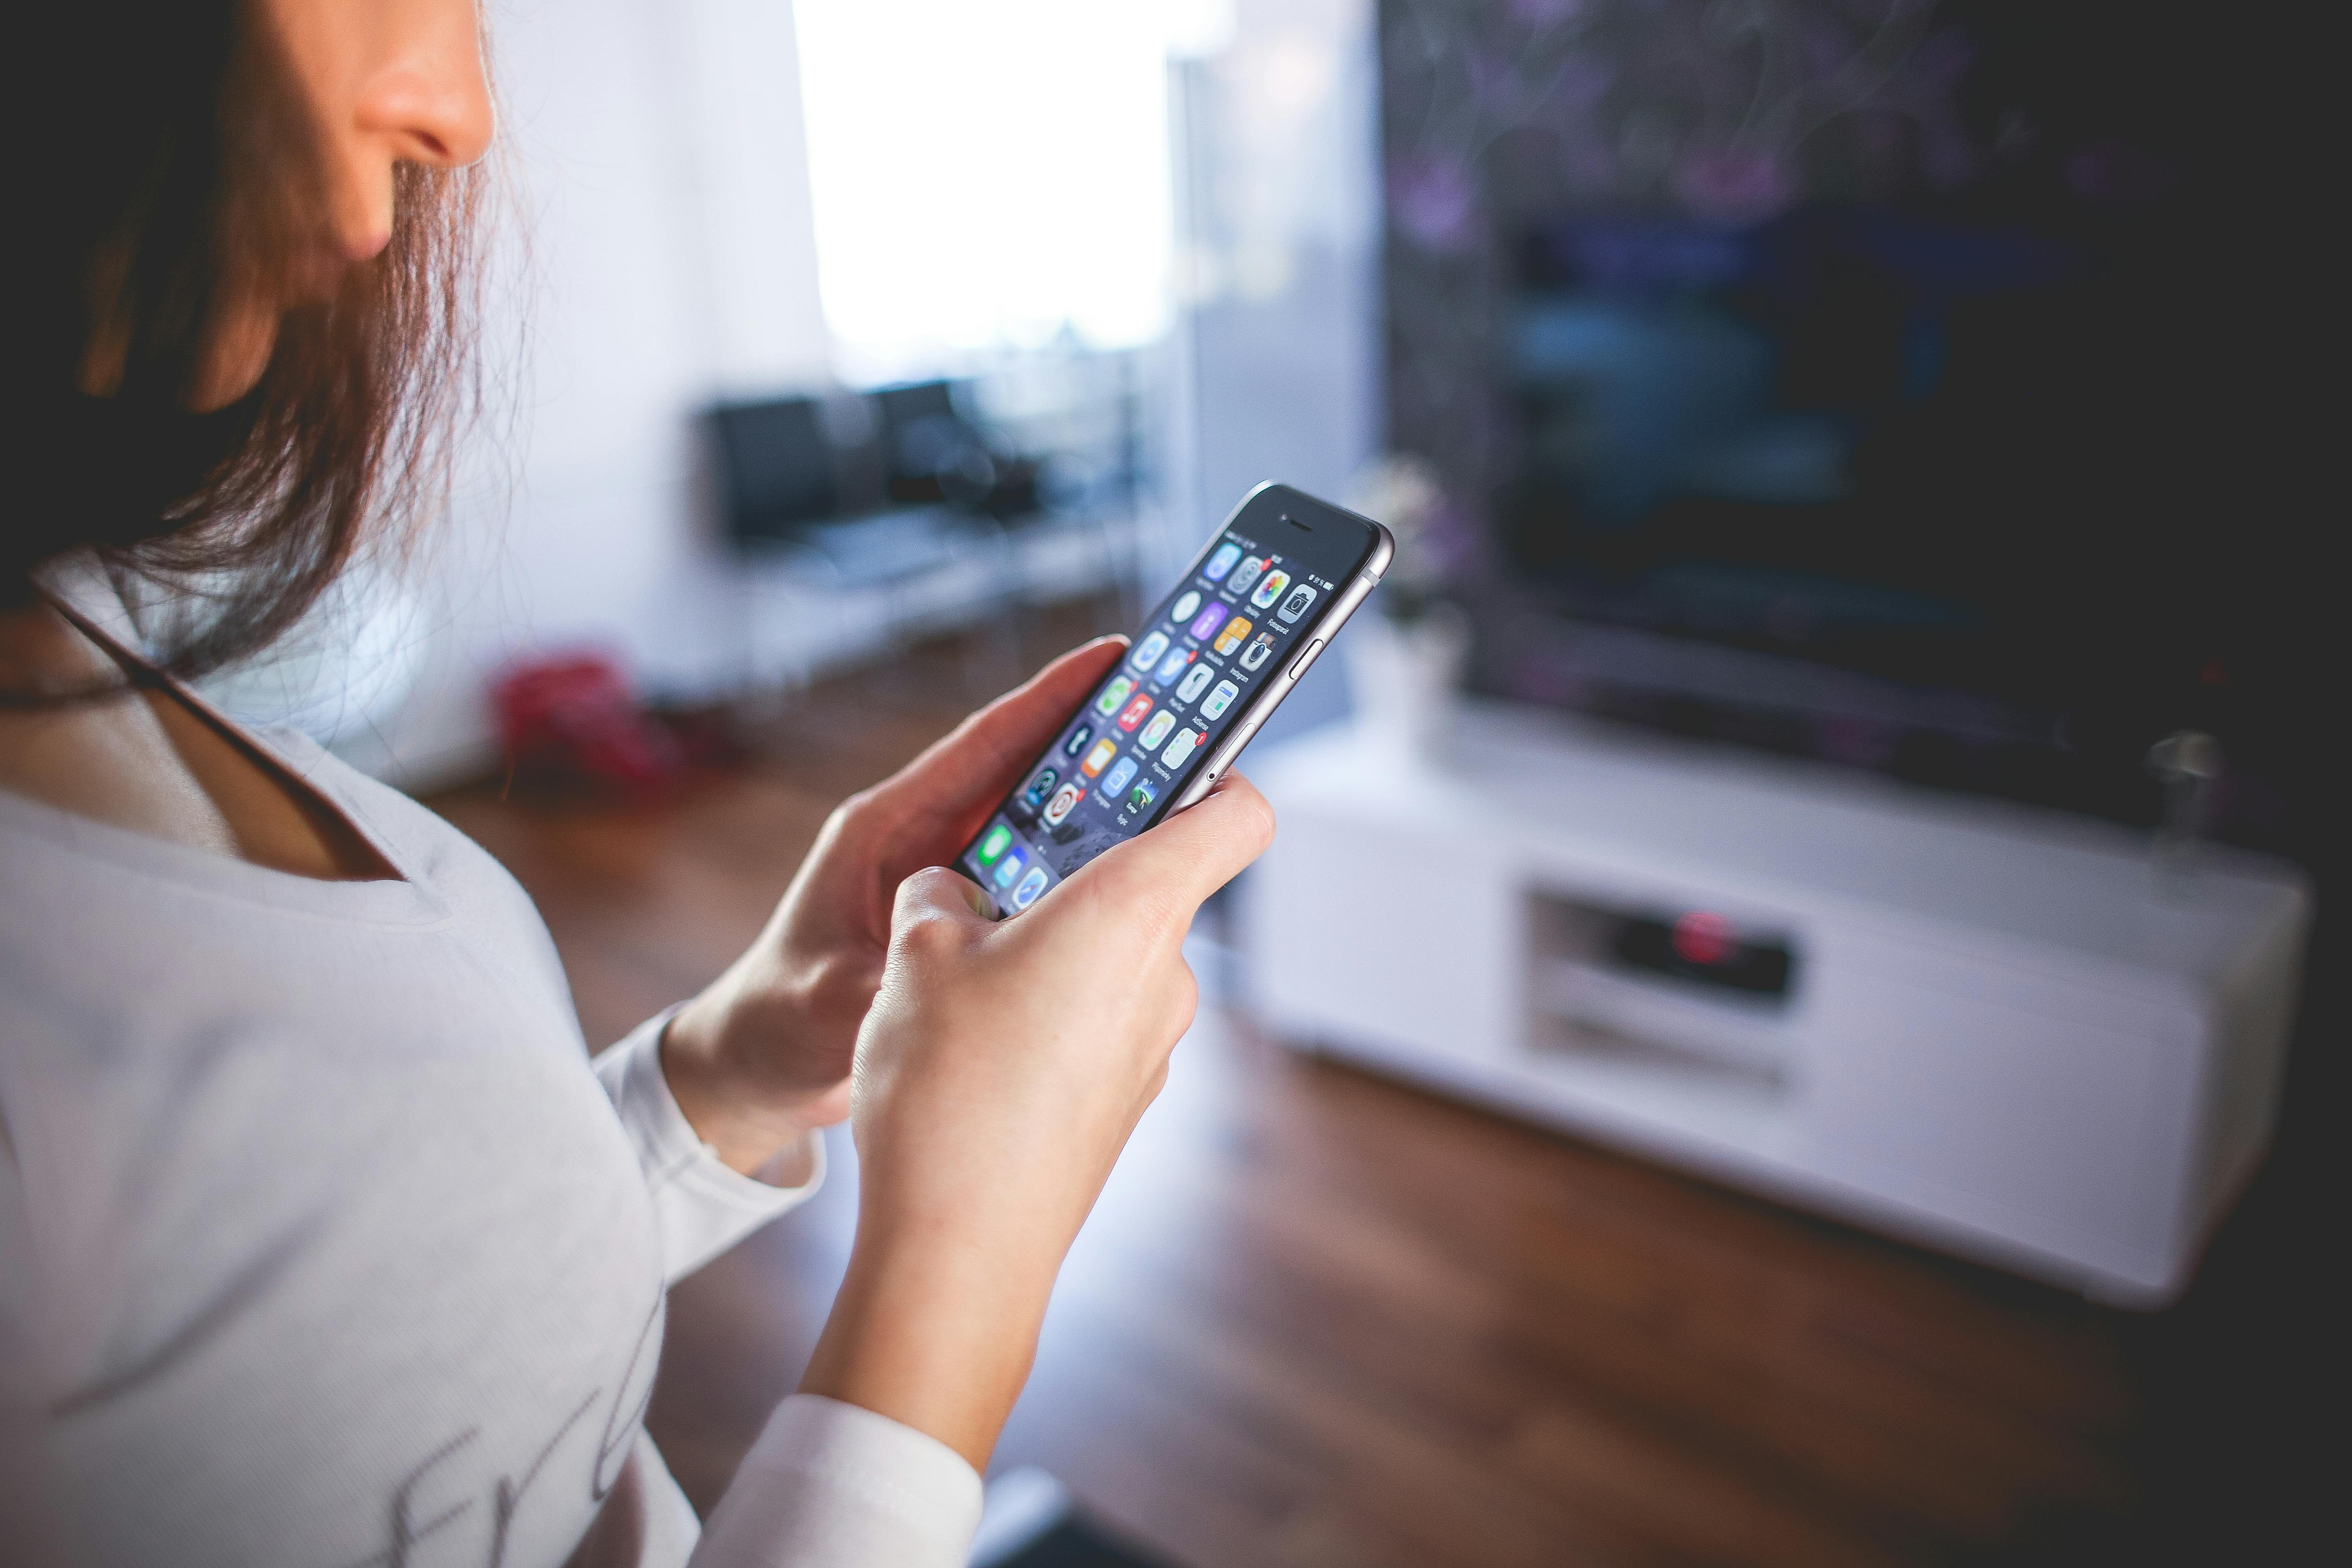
693, 1394, 984, 1568
592, 1007, 825, 1284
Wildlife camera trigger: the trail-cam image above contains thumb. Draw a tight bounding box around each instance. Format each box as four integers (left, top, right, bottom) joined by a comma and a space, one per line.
891, 864, 997, 940
866, 636, 1129, 824
1074, 772, 1277, 920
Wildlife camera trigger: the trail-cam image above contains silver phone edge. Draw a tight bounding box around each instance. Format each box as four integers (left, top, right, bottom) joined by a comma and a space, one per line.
1162, 516, 1396, 815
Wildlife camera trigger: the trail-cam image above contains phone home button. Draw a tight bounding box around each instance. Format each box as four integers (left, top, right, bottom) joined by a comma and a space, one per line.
1288, 638, 1325, 682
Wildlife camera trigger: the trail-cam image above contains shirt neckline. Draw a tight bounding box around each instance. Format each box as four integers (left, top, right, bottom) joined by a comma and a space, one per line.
0, 771, 453, 929
0, 564, 451, 929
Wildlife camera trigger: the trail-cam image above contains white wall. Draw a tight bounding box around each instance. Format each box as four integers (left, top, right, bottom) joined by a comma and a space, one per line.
347, 0, 835, 788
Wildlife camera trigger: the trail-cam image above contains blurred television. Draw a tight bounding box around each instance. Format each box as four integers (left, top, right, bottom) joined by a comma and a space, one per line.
1380, 0, 2317, 848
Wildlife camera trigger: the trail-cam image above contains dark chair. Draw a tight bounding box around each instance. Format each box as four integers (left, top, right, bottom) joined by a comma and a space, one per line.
709, 396, 840, 546
713, 390, 1011, 699
875, 379, 984, 507
709, 389, 997, 595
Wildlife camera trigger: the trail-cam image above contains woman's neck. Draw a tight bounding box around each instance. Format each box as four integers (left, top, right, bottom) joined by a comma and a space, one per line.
0, 599, 397, 881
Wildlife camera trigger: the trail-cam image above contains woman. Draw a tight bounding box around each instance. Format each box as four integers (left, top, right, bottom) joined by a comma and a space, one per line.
0, 2, 1272, 1564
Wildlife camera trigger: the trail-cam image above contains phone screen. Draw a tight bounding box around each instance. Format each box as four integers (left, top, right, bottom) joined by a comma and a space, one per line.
958, 485, 1382, 915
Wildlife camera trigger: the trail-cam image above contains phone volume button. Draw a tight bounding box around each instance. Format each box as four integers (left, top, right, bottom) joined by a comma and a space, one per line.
1288, 638, 1325, 681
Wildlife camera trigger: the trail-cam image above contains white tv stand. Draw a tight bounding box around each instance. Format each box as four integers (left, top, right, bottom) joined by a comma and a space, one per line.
1240, 704, 2310, 1305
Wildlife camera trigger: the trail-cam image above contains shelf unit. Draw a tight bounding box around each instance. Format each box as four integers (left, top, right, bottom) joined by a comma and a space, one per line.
1240, 704, 2310, 1305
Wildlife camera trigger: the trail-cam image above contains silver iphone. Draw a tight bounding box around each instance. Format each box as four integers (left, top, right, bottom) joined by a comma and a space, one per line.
957, 481, 1394, 916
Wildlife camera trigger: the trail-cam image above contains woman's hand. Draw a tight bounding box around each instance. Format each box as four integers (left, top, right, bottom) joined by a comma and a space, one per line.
798, 771, 1275, 1468
660, 637, 1130, 1176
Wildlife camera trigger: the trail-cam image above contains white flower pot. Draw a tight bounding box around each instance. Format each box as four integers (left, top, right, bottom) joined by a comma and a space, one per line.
1344, 604, 1468, 766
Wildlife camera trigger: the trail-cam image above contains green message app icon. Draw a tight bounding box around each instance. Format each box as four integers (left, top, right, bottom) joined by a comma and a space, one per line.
978, 824, 1012, 865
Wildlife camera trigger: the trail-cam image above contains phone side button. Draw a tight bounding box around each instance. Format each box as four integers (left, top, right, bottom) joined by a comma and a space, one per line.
1287, 638, 1325, 682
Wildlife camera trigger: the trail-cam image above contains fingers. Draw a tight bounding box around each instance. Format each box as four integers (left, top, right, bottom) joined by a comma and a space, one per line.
1140, 772, 1277, 902
1065, 771, 1276, 929
871, 638, 1129, 824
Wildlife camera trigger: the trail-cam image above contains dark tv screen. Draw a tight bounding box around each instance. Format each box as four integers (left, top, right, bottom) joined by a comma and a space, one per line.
1380, 0, 2318, 846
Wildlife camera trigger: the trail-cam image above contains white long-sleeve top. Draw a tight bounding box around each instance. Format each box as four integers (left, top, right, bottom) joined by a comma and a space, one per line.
0, 700, 982, 1566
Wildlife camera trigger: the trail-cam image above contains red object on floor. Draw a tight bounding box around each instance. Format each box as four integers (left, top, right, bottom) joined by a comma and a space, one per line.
491, 652, 683, 802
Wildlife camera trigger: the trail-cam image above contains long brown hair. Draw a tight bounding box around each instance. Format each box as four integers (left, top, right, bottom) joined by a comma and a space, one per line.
7, 0, 483, 699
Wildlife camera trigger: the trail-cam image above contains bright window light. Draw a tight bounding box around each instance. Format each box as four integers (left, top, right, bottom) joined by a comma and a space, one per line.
793, 0, 1176, 385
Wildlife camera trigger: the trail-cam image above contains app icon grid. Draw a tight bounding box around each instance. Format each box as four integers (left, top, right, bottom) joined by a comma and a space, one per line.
964, 520, 1346, 915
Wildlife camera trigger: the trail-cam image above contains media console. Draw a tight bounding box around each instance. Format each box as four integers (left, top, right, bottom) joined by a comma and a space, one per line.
1240, 704, 2310, 1305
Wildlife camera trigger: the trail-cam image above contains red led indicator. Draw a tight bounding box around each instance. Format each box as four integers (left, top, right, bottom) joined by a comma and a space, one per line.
1670, 910, 1737, 966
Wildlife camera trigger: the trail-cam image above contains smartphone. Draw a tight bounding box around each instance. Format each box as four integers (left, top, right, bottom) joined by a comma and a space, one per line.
956, 482, 1394, 917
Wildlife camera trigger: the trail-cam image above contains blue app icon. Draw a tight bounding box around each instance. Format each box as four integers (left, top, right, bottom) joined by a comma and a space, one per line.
992, 848, 1025, 890
1203, 542, 1242, 580
1153, 647, 1192, 687
1128, 630, 1171, 672
1101, 756, 1139, 796
1012, 865, 1051, 909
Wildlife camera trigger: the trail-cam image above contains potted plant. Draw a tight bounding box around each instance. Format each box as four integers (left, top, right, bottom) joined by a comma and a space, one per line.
1344, 454, 1469, 764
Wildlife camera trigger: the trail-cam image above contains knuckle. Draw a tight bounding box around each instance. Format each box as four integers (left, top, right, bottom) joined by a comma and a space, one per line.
824, 792, 878, 844
891, 867, 968, 932
892, 909, 964, 966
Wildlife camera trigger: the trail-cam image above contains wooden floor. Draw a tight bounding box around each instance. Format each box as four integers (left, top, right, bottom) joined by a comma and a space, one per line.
430, 606, 2330, 1567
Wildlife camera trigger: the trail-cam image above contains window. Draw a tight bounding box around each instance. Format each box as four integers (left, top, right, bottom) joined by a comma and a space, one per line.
795, 0, 1176, 383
